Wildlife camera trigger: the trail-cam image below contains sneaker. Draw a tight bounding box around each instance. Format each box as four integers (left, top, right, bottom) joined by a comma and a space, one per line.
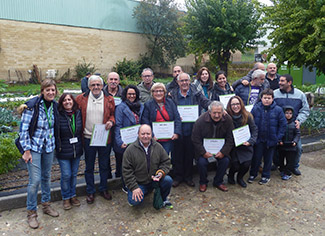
163, 200, 173, 210
280, 172, 285, 177
292, 168, 301, 176
259, 177, 270, 185
282, 175, 292, 181
247, 176, 256, 183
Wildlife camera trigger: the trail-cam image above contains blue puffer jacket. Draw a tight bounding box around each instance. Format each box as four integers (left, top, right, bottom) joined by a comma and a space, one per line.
114, 102, 144, 154
235, 84, 262, 105
56, 110, 83, 159
141, 97, 182, 136
251, 101, 287, 147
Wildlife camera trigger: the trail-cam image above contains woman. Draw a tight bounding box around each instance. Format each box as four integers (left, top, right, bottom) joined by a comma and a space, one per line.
192, 67, 214, 99
211, 70, 234, 101
226, 96, 257, 188
114, 85, 144, 191
56, 93, 83, 210
18, 79, 60, 229
141, 83, 181, 155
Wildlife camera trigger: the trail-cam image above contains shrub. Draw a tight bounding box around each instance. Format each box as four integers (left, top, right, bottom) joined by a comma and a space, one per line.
113, 58, 142, 81
74, 58, 97, 80
301, 108, 325, 134
0, 132, 21, 174
0, 107, 19, 127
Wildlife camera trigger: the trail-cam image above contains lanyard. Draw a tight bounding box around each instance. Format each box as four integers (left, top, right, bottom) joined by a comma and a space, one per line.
247, 84, 252, 105
43, 101, 53, 129
70, 114, 76, 136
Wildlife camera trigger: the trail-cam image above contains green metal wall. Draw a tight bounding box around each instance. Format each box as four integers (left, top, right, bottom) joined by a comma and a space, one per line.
0, 0, 140, 33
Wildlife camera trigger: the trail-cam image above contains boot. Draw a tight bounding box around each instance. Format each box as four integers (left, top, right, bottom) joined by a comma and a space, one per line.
27, 210, 39, 229
228, 171, 236, 185
63, 199, 72, 210
70, 197, 81, 206
42, 202, 59, 217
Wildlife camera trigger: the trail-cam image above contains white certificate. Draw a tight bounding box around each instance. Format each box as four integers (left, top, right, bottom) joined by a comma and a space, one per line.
113, 97, 122, 106
90, 124, 110, 146
177, 105, 199, 122
152, 121, 174, 139
232, 125, 251, 147
245, 104, 254, 112
120, 124, 140, 144
219, 94, 233, 107
203, 138, 225, 155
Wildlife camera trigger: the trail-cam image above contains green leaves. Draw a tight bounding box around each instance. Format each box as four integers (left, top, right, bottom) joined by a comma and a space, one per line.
0, 132, 21, 174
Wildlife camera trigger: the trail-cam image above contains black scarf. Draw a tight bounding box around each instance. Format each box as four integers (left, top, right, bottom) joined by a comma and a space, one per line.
125, 100, 141, 116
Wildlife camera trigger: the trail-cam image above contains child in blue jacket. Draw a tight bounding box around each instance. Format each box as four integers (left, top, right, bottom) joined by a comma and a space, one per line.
248, 89, 287, 185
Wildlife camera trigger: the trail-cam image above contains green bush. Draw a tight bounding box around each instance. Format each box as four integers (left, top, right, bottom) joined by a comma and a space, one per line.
0, 132, 21, 174
74, 58, 97, 80
0, 100, 25, 111
113, 58, 142, 81
301, 108, 325, 134
0, 107, 19, 127
0, 80, 8, 92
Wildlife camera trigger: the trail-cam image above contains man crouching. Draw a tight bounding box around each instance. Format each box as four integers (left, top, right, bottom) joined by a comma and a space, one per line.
122, 124, 173, 208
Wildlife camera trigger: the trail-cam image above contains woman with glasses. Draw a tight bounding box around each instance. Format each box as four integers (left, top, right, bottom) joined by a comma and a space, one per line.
114, 85, 144, 191
226, 96, 257, 188
211, 70, 234, 101
141, 83, 181, 155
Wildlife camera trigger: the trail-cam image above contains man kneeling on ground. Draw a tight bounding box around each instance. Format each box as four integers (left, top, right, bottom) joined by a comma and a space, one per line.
122, 124, 173, 208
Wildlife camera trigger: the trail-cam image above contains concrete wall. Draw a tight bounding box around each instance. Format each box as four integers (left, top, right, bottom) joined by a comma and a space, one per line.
0, 19, 149, 81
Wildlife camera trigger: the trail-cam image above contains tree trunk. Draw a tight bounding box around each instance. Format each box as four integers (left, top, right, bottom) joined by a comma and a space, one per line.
216, 50, 231, 75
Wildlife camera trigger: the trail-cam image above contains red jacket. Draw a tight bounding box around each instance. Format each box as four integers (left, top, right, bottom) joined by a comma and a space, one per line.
76, 92, 115, 144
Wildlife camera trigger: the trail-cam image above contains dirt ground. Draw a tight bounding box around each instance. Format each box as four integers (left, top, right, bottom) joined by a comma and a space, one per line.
0, 150, 324, 236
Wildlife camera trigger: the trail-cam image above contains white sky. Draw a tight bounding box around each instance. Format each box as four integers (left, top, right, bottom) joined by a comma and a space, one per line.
175, 0, 272, 10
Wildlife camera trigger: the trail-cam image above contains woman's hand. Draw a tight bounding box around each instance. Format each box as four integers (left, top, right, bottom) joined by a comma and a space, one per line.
121, 143, 127, 149
22, 150, 32, 163
243, 142, 250, 146
171, 134, 179, 140
105, 120, 114, 130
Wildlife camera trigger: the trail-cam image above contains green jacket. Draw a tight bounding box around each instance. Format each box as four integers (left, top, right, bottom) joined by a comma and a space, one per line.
122, 138, 170, 191
137, 81, 155, 103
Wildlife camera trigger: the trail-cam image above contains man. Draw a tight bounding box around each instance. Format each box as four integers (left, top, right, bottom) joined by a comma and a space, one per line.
235, 69, 266, 105
274, 74, 310, 175
103, 72, 123, 178
166, 65, 183, 93
192, 101, 234, 192
122, 124, 173, 208
169, 73, 211, 188
232, 62, 268, 90
137, 68, 155, 103
265, 63, 281, 90
76, 75, 115, 204
81, 72, 92, 93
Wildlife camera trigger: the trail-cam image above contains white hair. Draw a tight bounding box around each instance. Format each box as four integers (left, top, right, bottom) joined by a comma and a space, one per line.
88, 75, 104, 87
252, 69, 266, 80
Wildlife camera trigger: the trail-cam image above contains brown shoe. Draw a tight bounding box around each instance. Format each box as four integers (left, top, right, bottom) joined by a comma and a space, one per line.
216, 184, 228, 192
100, 190, 112, 200
70, 197, 81, 206
27, 210, 39, 229
86, 193, 95, 204
63, 199, 72, 210
199, 184, 207, 192
42, 202, 59, 217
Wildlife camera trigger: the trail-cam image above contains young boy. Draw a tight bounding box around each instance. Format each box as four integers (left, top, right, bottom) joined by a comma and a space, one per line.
278, 106, 301, 180
248, 89, 287, 184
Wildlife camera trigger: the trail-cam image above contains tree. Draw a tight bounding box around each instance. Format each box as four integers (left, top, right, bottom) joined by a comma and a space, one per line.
263, 0, 325, 74
133, 0, 186, 68
183, 0, 265, 74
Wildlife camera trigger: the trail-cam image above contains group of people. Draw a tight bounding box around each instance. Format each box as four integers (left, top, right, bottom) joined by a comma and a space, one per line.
18, 63, 310, 229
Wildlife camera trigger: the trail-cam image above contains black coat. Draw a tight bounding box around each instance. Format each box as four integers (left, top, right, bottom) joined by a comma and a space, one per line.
230, 114, 258, 164
56, 109, 83, 159
278, 120, 300, 151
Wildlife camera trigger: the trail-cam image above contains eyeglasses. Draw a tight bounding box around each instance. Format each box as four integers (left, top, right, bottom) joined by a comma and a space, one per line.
153, 90, 164, 93
90, 83, 102, 87
127, 93, 136, 96
231, 103, 240, 107
142, 75, 153, 78
179, 79, 190, 83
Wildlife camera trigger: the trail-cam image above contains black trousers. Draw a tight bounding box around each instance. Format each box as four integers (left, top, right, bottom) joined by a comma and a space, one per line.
228, 160, 251, 180
173, 135, 194, 182
278, 149, 296, 175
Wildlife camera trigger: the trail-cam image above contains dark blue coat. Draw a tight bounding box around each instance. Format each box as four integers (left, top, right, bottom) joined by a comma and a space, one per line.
235, 84, 262, 106
251, 101, 287, 147
56, 110, 83, 159
141, 97, 182, 136
114, 102, 144, 154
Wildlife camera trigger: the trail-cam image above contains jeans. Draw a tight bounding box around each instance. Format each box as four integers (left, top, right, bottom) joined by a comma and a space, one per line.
84, 138, 111, 194
197, 156, 229, 186
127, 175, 173, 206
159, 140, 174, 156
26, 148, 54, 211
294, 139, 302, 168
250, 142, 275, 179
57, 157, 81, 200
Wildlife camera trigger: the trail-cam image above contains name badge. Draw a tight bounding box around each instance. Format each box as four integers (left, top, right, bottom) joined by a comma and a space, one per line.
69, 137, 78, 144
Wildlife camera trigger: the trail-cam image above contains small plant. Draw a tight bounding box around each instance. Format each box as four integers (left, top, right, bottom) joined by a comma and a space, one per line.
113, 58, 142, 81
0, 132, 21, 174
74, 58, 97, 80
0, 80, 8, 92
301, 108, 325, 134
0, 107, 19, 127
